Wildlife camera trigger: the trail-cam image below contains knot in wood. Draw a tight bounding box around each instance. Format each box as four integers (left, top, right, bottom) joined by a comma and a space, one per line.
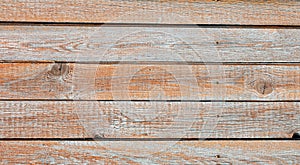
246, 74, 274, 96
254, 78, 273, 95
50, 63, 69, 76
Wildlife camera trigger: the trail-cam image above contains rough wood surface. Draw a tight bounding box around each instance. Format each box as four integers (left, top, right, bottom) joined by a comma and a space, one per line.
0, 0, 299, 25
1, 141, 299, 164
0, 26, 299, 62
0, 63, 299, 100
1, 1, 299, 164
0, 101, 299, 138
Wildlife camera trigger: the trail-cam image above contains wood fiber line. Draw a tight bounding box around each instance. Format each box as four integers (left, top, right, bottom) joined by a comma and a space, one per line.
0, 101, 299, 138
0, 63, 299, 100
0, 0, 299, 25
0, 141, 299, 164
0, 26, 299, 62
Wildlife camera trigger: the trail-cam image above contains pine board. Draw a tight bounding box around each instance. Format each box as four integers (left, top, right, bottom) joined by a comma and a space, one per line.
0, 141, 299, 164
0, 101, 299, 138
1, 63, 299, 100
0, 26, 299, 62
0, 0, 299, 25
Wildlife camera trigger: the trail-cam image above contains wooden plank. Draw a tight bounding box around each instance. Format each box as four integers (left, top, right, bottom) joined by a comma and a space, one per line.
0, 1, 299, 25
1, 26, 300, 62
0, 63, 299, 100
0, 141, 299, 164
0, 101, 299, 138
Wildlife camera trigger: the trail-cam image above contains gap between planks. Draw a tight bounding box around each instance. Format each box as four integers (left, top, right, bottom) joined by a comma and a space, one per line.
1, 22, 300, 28
3, 61, 300, 65
0, 138, 299, 141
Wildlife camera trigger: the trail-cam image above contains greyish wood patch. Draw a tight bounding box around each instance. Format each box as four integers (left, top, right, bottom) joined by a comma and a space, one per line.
0, 141, 299, 164
0, 101, 299, 138
0, 26, 299, 62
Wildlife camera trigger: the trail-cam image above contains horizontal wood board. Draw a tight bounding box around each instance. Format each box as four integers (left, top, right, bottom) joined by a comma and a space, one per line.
0, 101, 299, 138
0, 63, 299, 100
0, 26, 299, 62
0, 141, 299, 164
0, 0, 299, 25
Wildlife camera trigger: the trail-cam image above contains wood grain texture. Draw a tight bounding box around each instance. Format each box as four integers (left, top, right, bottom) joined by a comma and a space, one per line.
0, 101, 299, 138
0, 0, 299, 25
0, 26, 299, 62
0, 63, 299, 100
1, 141, 299, 164
1, 1, 299, 164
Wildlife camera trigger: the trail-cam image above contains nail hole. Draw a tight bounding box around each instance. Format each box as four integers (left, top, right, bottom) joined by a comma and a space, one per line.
292, 132, 300, 139
215, 155, 220, 158
216, 41, 219, 44
94, 134, 105, 139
